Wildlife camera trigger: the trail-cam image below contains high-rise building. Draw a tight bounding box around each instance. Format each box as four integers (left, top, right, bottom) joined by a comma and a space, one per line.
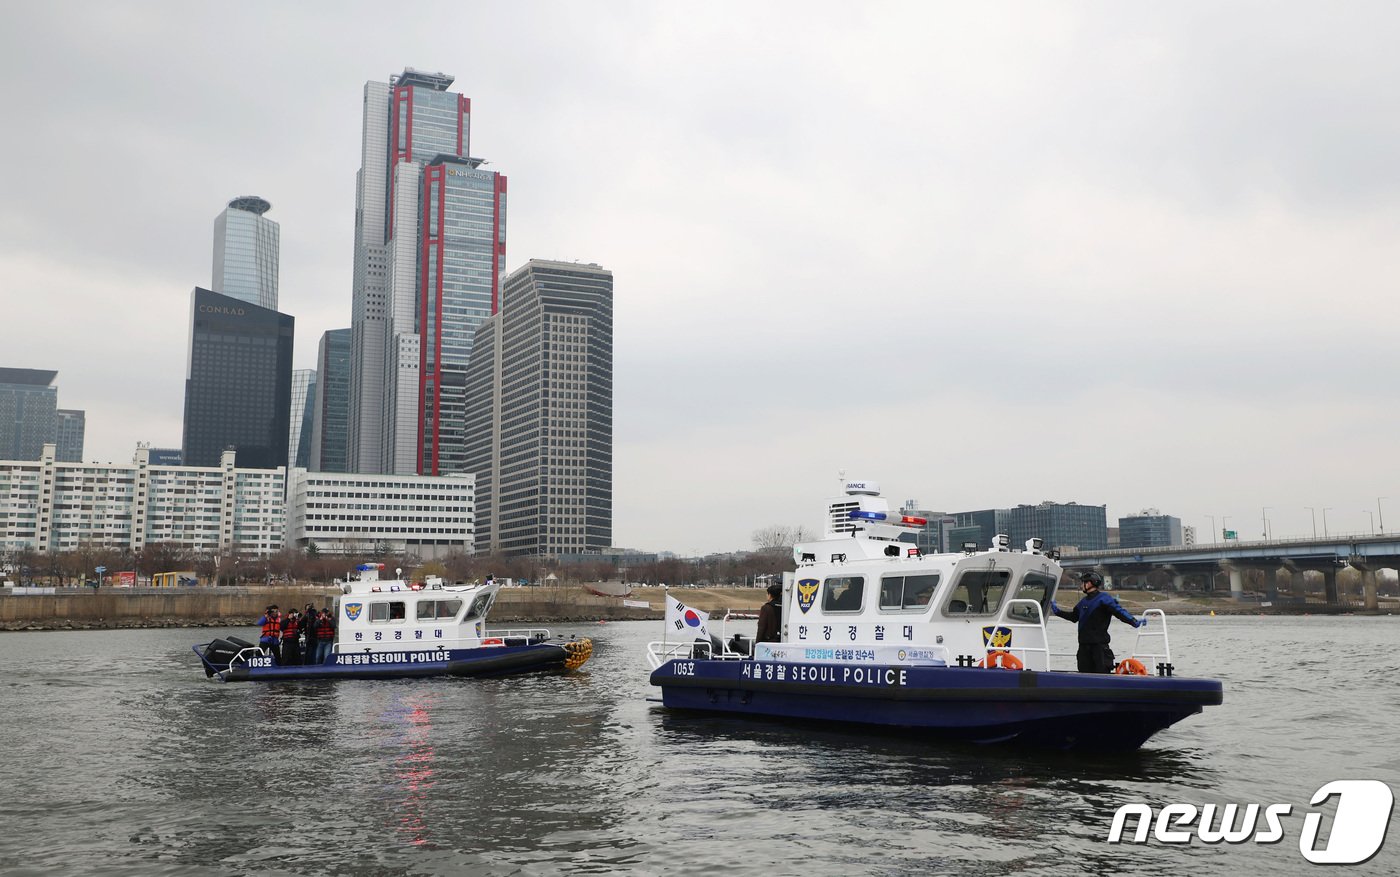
1118, 509, 1183, 548
348, 68, 507, 476
463, 260, 612, 557
0, 368, 59, 461
309, 328, 351, 472
55, 409, 85, 462
212, 196, 280, 310
289, 369, 317, 469
948, 508, 1003, 550
181, 288, 294, 469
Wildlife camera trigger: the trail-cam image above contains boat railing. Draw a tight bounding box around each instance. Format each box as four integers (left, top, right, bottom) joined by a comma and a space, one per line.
996, 599, 1052, 672
645, 636, 749, 669
485, 627, 553, 642
1124, 608, 1172, 672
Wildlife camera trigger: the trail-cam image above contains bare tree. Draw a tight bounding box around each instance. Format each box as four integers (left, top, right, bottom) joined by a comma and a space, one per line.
752, 525, 812, 553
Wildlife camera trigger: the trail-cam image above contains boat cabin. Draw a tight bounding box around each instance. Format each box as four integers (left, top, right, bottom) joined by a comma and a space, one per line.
775, 480, 1069, 669
333, 564, 514, 654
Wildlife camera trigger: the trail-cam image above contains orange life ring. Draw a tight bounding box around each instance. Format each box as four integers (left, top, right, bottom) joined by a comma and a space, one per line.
1115, 657, 1149, 676
980, 650, 1024, 670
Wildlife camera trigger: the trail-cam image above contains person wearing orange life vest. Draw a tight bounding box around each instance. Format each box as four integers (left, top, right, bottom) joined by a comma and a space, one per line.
280, 608, 302, 666
257, 605, 282, 664
313, 608, 336, 665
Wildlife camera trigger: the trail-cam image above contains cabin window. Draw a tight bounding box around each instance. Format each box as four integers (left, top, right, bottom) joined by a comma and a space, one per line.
879, 573, 940, 611
941, 569, 1012, 616
822, 576, 864, 613
369, 601, 407, 622
1007, 572, 1057, 621
417, 599, 463, 621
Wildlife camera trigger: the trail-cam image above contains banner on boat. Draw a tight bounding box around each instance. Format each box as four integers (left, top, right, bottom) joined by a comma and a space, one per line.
753, 642, 947, 666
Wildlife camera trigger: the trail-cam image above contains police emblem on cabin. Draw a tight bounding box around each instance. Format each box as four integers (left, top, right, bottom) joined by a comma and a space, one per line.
796, 578, 820, 614
981, 626, 1012, 648
345, 603, 363, 621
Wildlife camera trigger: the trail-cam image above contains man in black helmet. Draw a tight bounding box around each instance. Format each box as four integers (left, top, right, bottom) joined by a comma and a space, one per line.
1050, 571, 1144, 673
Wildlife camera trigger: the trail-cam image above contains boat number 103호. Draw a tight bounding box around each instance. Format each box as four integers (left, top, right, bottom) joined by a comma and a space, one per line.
1107, 780, 1394, 865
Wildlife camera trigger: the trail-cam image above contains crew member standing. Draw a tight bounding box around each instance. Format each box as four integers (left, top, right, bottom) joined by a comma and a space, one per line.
314, 608, 336, 665
301, 602, 319, 664
257, 605, 282, 664
1050, 571, 1144, 673
755, 583, 783, 644
280, 608, 302, 666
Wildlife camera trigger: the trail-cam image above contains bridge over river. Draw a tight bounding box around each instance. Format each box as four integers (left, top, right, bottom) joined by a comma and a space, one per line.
1059, 533, 1400, 609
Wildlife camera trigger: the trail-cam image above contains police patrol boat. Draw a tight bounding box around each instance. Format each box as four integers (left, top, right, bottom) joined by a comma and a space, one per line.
194, 564, 593, 682
646, 480, 1223, 751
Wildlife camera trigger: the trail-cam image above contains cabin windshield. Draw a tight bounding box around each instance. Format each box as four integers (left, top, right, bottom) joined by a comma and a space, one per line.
822, 576, 864, 613
879, 573, 940, 611
1008, 571, 1057, 621
465, 592, 495, 621
942, 568, 1012, 616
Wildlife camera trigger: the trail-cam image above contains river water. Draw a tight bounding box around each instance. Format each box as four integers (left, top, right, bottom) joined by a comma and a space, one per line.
1, 615, 1397, 876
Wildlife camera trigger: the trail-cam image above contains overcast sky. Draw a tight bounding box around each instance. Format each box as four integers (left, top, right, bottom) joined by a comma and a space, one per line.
2, 1, 1397, 554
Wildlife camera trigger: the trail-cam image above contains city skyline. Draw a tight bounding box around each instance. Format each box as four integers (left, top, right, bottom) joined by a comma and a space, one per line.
1, 3, 1396, 554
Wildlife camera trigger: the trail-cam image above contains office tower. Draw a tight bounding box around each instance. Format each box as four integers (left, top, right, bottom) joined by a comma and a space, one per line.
948, 508, 1003, 550
55, 409, 85, 462
309, 328, 351, 472
212, 196, 280, 310
1118, 509, 1184, 548
347, 67, 507, 476
1002, 501, 1108, 552
289, 369, 317, 469
0, 368, 59, 461
181, 288, 294, 469
463, 260, 612, 557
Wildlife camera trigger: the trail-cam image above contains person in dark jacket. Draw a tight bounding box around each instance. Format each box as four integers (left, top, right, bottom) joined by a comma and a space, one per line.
301, 602, 319, 661
257, 605, 282, 664
1050, 571, 1144, 673
755, 583, 783, 644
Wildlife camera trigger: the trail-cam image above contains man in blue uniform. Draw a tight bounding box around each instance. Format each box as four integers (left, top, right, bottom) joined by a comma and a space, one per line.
1050, 571, 1144, 673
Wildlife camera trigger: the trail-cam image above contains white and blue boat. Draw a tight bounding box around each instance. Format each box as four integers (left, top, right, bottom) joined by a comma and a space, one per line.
646, 480, 1222, 751
195, 564, 593, 681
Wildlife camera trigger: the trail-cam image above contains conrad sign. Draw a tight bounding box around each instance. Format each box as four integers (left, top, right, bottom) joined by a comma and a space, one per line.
198, 304, 246, 316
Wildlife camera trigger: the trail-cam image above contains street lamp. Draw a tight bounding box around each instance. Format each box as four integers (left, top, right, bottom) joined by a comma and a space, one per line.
1261, 507, 1271, 540
1221, 515, 1231, 541
1380, 498, 1388, 533
1206, 516, 1217, 544
1322, 508, 1332, 537
1305, 507, 1317, 538
1364, 510, 1375, 534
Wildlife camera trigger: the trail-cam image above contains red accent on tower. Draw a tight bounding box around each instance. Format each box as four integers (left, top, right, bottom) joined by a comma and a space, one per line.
457, 95, 471, 156
388, 85, 415, 239
418, 166, 445, 476
492, 175, 507, 315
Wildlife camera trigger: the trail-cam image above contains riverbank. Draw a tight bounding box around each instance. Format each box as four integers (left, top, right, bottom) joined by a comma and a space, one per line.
0, 585, 771, 631
0, 584, 1389, 631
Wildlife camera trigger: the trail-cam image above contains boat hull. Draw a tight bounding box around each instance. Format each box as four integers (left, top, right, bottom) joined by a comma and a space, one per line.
197, 641, 589, 682
650, 659, 1222, 751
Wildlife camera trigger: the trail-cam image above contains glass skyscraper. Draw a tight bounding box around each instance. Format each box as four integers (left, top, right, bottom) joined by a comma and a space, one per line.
212, 196, 279, 311
310, 328, 351, 472
181, 288, 294, 469
289, 369, 317, 470
348, 67, 507, 476
55, 409, 85, 463
0, 368, 59, 461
